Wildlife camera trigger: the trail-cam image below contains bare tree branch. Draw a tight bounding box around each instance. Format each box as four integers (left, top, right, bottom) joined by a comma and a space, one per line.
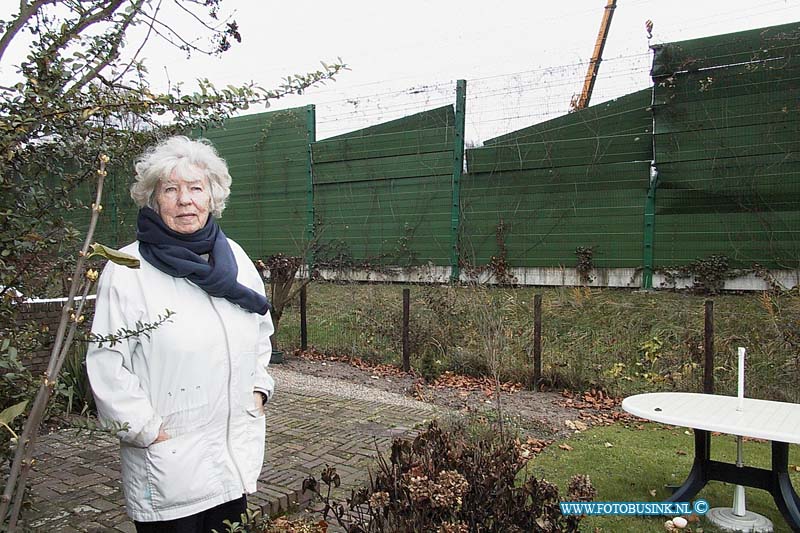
64, 0, 145, 96
110, 0, 163, 86
172, 0, 229, 33
0, 0, 57, 64
137, 7, 217, 55
41, 0, 127, 60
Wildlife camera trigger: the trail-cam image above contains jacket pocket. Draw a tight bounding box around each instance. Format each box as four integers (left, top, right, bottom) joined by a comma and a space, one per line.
157, 384, 212, 436
238, 412, 266, 490
145, 427, 221, 511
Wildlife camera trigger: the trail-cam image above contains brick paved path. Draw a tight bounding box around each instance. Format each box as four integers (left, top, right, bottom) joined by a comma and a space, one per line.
22, 376, 437, 532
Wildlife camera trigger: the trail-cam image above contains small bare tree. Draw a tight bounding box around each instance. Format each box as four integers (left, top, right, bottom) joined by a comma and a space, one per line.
257, 254, 315, 350
0, 156, 137, 529
472, 285, 515, 440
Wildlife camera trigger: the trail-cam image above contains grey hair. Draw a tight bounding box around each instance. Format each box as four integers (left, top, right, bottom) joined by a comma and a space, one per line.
130, 136, 232, 218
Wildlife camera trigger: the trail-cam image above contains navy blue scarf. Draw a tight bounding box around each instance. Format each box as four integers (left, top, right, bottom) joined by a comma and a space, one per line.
136, 207, 270, 315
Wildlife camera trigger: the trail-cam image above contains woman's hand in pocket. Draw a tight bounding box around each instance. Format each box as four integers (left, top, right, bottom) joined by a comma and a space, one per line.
253, 392, 266, 416
152, 425, 171, 444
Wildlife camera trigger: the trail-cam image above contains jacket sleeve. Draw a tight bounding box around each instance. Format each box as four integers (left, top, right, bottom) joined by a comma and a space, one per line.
86, 263, 162, 447
229, 239, 276, 402
252, 293, 275, 402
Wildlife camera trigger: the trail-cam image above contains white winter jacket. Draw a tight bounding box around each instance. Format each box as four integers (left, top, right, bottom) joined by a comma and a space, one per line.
86, 239, 274, 522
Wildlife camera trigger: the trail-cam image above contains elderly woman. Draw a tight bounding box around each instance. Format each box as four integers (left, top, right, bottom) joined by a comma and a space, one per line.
87, 136, 274, 532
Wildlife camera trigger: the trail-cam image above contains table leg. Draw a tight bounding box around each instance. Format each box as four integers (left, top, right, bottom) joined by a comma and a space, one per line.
771, 441, 800, 532
659, 432, 798, 531
667, 429, 711, 502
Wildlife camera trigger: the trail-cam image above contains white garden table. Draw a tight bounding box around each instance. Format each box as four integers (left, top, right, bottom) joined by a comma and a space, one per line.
622, 392, 800, 531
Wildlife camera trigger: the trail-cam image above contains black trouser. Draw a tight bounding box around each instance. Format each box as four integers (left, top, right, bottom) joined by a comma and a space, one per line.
134, 495, 247, 533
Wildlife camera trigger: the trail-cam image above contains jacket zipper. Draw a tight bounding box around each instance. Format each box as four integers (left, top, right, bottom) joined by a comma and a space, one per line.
209, 297, 247, 491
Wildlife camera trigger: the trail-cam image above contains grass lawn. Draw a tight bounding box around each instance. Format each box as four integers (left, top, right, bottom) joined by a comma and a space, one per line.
521, 422, 800, 532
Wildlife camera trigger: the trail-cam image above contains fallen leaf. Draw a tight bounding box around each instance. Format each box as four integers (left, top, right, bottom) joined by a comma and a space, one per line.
684, 430, 691, 436
789, 464, 800, 472
574, 420, 589, 431
558, 443, 574, 451
676, 450, 687, 456
430, 370, 522, 393
604, 441, 613, 448
412, 382, 428, 402
649, 489, 657, 497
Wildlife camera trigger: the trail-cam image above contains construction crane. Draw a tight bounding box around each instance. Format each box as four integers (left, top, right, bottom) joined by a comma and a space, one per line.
571, 0, 617, 111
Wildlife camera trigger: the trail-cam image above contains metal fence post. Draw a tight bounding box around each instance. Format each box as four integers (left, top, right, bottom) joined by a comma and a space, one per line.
449, 80, 467, 283
300, 284, 308, 351
642, 82, 659, 289
305, 104, 316, 266
402, 288, 410, 372
533, 294, 542, 389
703, 299, 714, 394
642, 163, 659, 290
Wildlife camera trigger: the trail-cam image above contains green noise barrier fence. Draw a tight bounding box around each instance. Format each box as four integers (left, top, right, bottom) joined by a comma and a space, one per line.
81, 22, 799, 287
202, 106, 313, 259
310, 105, 457, 269
462, 88, 652, 271
650, 22, 800, 274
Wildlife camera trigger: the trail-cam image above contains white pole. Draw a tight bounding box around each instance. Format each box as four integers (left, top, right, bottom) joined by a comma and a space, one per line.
733, 347, 747, 516
737, 347, 745, 412
733, 436, 746, 516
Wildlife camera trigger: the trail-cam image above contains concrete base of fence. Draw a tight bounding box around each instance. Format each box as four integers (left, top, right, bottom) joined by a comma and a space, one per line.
317, 265, 451, 283
315, 266, 799, 290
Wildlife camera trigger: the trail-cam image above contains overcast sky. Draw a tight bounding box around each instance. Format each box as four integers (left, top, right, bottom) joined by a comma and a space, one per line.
2, 0, 799, 141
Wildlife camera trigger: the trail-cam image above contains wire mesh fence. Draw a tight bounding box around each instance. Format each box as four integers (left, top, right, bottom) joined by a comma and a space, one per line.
273, 282, 799, 403
276, 282, 406, 361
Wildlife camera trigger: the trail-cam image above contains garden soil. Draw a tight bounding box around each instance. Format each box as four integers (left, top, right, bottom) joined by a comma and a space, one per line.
281, 351, 632, 441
